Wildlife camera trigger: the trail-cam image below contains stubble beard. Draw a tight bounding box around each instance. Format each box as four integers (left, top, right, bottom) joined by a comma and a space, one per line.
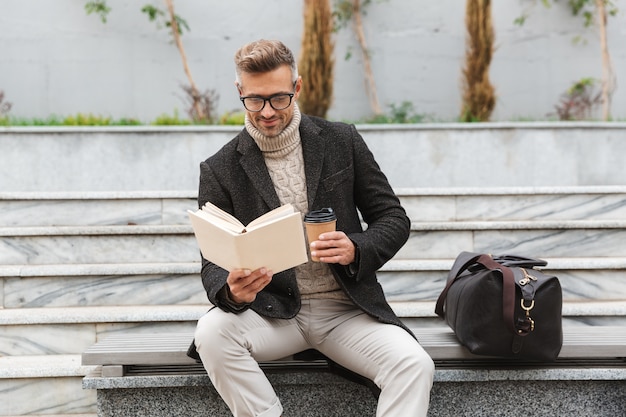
253, 115, 286, 138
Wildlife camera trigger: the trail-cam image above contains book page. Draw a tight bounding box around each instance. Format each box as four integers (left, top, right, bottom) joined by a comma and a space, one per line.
188, 208, 308, 273
188, 211, 241, 271
235, 211, 308, 272
246, 204, 296, 230
201, 201, 245, 230
191, 208, 243, 234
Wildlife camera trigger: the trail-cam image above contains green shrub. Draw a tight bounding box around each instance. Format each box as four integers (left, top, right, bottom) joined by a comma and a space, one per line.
364, 101, 427, 124
0, 113, 142, 126
219, 111, 245, 125
151, 110, 192, 125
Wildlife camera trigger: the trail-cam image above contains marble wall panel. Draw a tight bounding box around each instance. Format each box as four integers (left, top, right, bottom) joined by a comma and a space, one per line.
456, 194, 626, 221
4, 128, 626, 192
4, 274, 206, 308
402, 314, 626, 329
377, 270, 626, 302
0, 377, 95, 415
0, 323, 95, 355
378, 270, 447, 302
0, 197, 201, 227
401, 317, 455, 328
163, 198, 197, 225
393, 227, 626, 259
562, 316, 626, 326
1, 322, 203, 356
400, 196, 456, 222
550, 270, 626, 301
95, 321, 198, 340
0, 234, 199, 264
397, 231, 474, 259
474, 229, 626, 258
0, 199, 164, 227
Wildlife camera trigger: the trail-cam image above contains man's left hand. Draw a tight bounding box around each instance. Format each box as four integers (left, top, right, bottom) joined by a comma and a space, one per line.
310, 231, 355, 265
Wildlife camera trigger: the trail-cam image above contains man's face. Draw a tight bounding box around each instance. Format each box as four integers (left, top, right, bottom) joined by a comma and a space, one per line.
237, 65, 301, 138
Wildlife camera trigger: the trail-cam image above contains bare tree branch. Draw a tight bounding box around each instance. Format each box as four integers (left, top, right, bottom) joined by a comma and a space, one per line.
164, 0, 204, 120
595, 0, 615, 121
352, 0, 381, 115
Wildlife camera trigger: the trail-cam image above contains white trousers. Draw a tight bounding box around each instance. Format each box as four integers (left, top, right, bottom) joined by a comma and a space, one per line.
194, 298, 434, 417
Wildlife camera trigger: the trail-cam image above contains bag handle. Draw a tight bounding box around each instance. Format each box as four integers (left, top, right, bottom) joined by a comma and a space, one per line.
491, 254, 547, 268
474, 254, 520, 335
435, 251, 483, 318
435, 252, 532, 336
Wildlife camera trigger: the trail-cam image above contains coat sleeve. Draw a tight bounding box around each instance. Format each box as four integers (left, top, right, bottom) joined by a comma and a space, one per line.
345, 125, 411, 280
197, 158, 235, 309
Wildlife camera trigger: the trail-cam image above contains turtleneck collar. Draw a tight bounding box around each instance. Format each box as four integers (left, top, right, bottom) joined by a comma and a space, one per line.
245, 104, 302, 158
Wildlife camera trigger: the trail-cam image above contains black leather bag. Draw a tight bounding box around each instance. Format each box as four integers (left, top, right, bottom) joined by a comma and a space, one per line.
435, 251, 563, 361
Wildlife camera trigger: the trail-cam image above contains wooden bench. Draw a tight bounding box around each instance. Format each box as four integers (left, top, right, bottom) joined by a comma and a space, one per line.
82, 326, 626, 417
82, 326, 626, 376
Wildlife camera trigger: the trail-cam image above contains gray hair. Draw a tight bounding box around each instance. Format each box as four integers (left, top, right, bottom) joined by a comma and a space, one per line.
234, 39, 298, 85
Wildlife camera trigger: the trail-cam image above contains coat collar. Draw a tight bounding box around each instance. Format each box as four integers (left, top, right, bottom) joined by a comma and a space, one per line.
300, 115, 325, 209
236, 114, 326, 210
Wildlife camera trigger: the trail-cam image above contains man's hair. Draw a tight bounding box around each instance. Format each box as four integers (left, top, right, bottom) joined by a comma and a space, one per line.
234, 39, 298, 85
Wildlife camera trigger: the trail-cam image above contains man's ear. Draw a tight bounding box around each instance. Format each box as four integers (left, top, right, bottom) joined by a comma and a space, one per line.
294, 76, 303, 98
235, 81, 242, 96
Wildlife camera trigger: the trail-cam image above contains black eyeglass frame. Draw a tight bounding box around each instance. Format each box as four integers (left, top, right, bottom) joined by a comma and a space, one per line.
239, 83, 297, 112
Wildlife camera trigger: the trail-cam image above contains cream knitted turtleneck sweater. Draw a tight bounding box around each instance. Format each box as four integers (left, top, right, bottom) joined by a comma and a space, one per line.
245, 105, 347, 300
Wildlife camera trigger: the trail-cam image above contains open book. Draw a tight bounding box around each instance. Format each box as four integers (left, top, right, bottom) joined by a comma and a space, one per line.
187, 202, 308, 273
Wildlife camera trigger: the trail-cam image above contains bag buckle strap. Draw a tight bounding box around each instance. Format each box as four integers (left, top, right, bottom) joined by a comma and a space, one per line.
518, 299, 535, 334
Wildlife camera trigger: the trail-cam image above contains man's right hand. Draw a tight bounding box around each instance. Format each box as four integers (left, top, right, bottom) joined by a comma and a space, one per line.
226, 267, 273, 304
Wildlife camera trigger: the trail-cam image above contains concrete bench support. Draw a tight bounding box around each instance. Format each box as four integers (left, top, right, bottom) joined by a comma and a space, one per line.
82, 327, 626, 416
84, 366, 626, 417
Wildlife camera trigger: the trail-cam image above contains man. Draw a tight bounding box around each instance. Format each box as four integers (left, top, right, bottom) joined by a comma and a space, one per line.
191, 39, 434, 417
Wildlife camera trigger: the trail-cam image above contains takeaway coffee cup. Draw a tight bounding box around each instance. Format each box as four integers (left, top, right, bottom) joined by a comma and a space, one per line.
304, 208, 337, 262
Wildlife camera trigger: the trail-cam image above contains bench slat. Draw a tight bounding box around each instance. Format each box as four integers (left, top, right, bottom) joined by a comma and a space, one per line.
416, 327, 626, 359
82, 326, 626, 368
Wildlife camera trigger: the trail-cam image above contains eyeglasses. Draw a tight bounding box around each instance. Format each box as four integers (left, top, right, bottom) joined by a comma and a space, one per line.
239, 89, 295, 112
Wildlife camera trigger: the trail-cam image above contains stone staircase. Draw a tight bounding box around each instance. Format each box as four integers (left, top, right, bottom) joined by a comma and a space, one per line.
1, 186, 626, 416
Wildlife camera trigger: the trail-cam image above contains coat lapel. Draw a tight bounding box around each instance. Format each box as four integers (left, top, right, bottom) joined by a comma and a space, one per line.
299, 116, 325, 208
236, 131, 281, 210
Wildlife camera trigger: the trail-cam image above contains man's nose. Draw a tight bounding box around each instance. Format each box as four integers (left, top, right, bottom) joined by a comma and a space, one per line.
260, 103, 276, 118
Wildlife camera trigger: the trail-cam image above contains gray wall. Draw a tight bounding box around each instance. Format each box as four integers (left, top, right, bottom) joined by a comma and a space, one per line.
1, 0, 625, 122
1, 124, 624, 192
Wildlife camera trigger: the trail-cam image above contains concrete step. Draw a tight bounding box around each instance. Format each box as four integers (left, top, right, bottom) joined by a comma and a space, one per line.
1, 258, 625, 308
0, 305, 203, 357
2, 186, 626, 227
3, 125, 626, 192
1, 263, 206, 308
399, 219, 626, 259
397, 186, 626, 222
0, 354, 96, 416
0, 191, 195, 227
379, 258, 626, 303
1, 187, 624, 417
0, 354, 91, 379
3, 219, 626, 264
0, 225, 196, 264
1, 302, 624, 357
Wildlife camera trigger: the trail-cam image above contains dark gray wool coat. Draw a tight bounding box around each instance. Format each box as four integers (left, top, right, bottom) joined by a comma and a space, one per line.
197, 114, 412, 335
